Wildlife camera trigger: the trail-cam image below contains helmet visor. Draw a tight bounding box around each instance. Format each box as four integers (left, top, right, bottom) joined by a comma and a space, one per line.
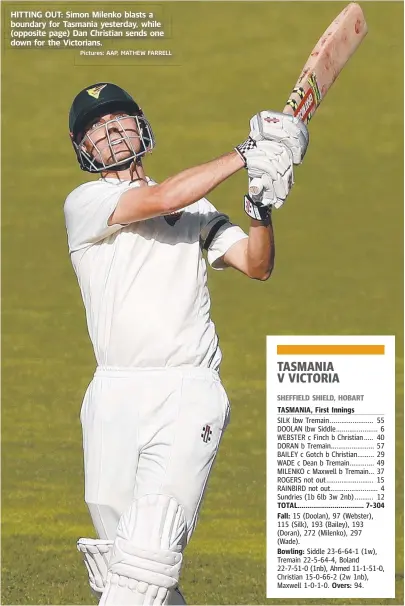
74, 113, 154, 172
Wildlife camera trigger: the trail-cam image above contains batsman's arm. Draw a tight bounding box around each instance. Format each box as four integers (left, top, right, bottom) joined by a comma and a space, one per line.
109, 151, 244, 225
222, 218, 275, 281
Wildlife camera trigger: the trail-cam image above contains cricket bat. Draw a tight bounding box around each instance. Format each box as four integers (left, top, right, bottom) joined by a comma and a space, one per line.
283, 2, 368, 124
248, 3, 367, 199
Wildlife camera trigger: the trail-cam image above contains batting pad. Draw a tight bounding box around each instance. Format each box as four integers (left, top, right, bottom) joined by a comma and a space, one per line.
77, 537, 113, 599
99, 494, 186, 606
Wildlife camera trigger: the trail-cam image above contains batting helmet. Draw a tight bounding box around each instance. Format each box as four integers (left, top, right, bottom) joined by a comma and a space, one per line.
68, 82, 155, 172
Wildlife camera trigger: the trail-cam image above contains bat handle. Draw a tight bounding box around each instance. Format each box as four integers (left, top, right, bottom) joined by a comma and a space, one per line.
248, 177, 264, 197
282, 104, 296, 117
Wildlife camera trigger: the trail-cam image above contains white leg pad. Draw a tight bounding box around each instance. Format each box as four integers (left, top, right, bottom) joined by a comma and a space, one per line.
100, 494, 186, 606
77, 537, 113, 599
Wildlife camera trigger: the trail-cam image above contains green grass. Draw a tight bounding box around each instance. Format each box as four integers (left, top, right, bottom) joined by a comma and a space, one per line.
1, 1, 403, 604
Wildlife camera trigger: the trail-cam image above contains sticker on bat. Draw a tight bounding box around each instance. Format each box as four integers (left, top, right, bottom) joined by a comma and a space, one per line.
294, 88, 316, 122
308, 73, 322, 105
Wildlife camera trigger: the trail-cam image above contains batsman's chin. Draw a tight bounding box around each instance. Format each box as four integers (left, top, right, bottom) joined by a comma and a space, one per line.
107, 148, 133, 162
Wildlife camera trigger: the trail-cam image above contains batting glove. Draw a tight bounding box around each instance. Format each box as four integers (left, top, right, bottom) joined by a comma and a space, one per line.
244, 174, 274, 223
236, 140, 294, 213
249, 110, 309, 164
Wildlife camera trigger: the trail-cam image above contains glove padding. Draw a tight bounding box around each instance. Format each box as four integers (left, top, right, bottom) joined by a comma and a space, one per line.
249, 110, 309, 165
244, 178, 273, 222
244, 140, 294, 210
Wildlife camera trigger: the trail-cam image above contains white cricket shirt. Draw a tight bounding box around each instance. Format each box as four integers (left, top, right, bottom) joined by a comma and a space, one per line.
64, 177, 248, 369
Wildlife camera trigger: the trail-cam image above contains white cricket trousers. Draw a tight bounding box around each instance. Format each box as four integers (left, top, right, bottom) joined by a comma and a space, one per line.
80, 366, 230, 542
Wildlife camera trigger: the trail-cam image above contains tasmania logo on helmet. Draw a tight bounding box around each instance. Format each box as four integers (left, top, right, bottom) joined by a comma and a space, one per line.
86, 84, 107, 99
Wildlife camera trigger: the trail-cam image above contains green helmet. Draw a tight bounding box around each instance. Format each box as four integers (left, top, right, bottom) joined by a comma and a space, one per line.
68, 82, 155, 172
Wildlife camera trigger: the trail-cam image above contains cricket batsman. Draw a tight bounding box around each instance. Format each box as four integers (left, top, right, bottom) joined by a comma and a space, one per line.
64, 82, 308, 605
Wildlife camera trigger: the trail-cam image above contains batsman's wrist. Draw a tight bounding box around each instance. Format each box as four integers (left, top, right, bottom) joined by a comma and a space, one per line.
250, 216, 272, 227
235, 136, 257, 166
231, 149, 247, 170
244, 194, 271, 225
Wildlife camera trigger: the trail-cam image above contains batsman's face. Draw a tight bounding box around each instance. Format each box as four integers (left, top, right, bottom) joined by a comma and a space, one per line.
82, 112, 142, 166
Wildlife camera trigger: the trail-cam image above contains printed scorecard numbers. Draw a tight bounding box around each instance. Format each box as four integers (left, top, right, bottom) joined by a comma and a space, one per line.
266, 336, 395, 599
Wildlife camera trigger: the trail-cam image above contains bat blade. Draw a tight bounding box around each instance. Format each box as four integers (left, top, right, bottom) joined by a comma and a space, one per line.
283, 3, 368, 124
